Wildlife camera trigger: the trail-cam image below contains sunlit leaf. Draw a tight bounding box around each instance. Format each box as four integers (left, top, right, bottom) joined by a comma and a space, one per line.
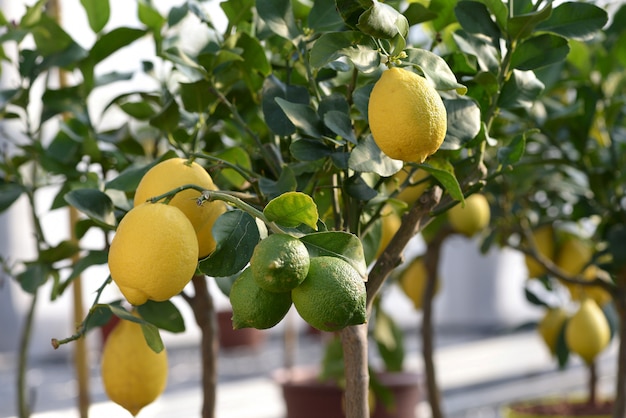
511, 34, 569, 71
300, 231, 367, 278
80, 0, 110, 33
420, 159, 463, 203
357, 1, 408, 39
442, 99, 481, 150
264, 191, 319, 230
256, 0, 301, 41
348, 134, 403, 176
537, 2, 608, 41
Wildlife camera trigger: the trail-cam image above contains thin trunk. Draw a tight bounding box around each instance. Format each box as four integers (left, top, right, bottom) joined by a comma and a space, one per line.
422, 232, 448, 418
187, 275, 219, 418
340, 324, 369, 418
613, 272, 626, 418
588, 361, 597, 406
18, 291, 37, 418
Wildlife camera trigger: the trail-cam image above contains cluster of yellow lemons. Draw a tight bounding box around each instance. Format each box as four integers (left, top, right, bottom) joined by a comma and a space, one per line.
103, 158, 225, 416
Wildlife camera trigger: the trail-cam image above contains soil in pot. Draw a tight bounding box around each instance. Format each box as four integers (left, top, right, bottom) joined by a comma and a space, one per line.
275, 367, 421, 418
506, 398, 613, 418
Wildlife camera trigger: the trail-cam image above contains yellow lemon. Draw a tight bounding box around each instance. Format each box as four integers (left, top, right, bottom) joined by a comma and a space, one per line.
565, 298, 611, 364
567, 265, 613, 306
197, 200, 227, 258
375, 205, 402, 259
447, 194, 491, 237
134, 157, 223, 258
537, 307, 568, 355
556, 235, 593, 276
524, 225, 555, 279
108, 203, 198, 306
387, 168, 430, 205
292, 256, 367, 332
101, 312, 168, 416
398, 256, 439, 310
368, 67, 447, 163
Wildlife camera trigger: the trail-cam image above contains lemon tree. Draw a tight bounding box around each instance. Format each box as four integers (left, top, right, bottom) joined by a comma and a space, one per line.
0, 0, 617, 418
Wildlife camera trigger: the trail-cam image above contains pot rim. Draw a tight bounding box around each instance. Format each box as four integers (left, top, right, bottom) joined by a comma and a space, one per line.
503, 396, 614, 418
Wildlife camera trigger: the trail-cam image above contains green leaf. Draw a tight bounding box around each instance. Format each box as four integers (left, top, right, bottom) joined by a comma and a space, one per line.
105, 164, 154, 192
109, 304, 164, 353
67, 250, 108, 281
39, 240, 79, 264
537, 2, 608, 41
31, 15, 73, 56
507, 3, 552, 41
497, 132, 528, 166
236, 32, 271, 77
220, 0, 254, 28
498, 69, 545, 109
264, 191, 319, 230
300, 231, 367, 278
213, 147, 252, 189
474, 0, 508, 31
149, 99, 180, 132
374, 308, 404, 372
421, 159, 463, 202
348, 134, 403, 176
510, 34, 569, 71
555, 318, 570, 369
454, 1, 500, 41
262, 76, 310, 136
524, 286, 549, 307
41, 86, 87, 124
442, 98, 481, 150
80, 0, 110, 33
452, 30, 499, 74
0, 182, 23, 212
290, 139, 334, 161
18, 263, 50, 293
275, 97, 323, 138
404, 3, 438, 26
256, 0, 301, 41
84, 303, 115, 333
137, 300, 186, 333
345, 174, 377, 201
308, 0, 344, 32
198, 210, 260, 277
214, 274, 239, 297
357, 1, 409, 39
138, 0, 166, 32
88, 27, 147, 65
259, 166, 298, 198
64, 189, 115, 226
179, 79, 213, 113
608, 225, 626, 271
309, 31, 378, 72
323, 110, 356, 144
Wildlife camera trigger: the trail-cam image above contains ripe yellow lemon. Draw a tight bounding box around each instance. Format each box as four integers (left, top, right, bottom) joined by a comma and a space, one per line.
375, 205, 402, 259
556, 235, 593, 276
134, 157, 223, 257
537, 307, 568, 355
447, 194, 491, 237
197, 200, 227, 258
229, 267, 293, 329
368, 67, 447, 163
524, 225, 555, 279
392, 168, 430, 204
101, 312, 168, 416
567, 265, 613, 306
292, 256, 367, 332
565, 298, 611, 364
108, 203, 198, 306
398, 256, 439, 310
250, 234, 310, 293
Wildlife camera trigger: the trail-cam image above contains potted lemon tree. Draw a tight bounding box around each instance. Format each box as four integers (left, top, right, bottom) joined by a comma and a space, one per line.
0, 2, 616, 418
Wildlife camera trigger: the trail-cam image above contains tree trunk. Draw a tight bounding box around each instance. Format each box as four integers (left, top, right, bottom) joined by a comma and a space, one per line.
187, 275, 219, 418
340, 324, 369, 418
612, 269, 626, 418
422, 231, 449, 418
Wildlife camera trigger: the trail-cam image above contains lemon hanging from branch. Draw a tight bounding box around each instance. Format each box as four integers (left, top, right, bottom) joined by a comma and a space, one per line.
368, 67, 447, 163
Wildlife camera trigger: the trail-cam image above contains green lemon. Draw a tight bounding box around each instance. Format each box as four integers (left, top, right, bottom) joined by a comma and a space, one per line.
250, 234, 310, 293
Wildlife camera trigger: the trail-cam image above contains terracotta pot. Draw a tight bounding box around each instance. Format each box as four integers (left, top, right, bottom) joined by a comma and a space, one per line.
504, 397, 613, 418
217, 310, 267, 349
274, 367, 421, 418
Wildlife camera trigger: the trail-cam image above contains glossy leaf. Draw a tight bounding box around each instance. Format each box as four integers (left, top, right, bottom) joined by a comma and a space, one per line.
454, 1, 500, 41
310, 31, 378, 72
275, 98, 323, 138
511, 34, 569, 71
420, 159, 463, 203
256, 0, 300, 40
537, 2, 608, 41
348, 134, 403, 176
404, 48, 467, 93
404, 3, 438, 26
309, 0, 344, 32
498, 70, 545, 109
137, 300, 186, 333
323, 110, 356, 144
300, 231, 367, 278
0, 182, 23, 212
198, 210, 260, 277
452, 30, 500, 74
80, 0, 110, 33
345, 174, 377, 201
65, 189, 116, 226
290, 139, 334, 161
442, 98, 481, 150
507, 3, 552, 41
357, 1, 408, 39
264, 191, 319, 230
262, 76, 310, 136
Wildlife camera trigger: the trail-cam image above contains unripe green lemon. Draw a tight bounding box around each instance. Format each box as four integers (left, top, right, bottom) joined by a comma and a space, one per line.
368, 67, 447, 163
229, 267, 293, 330
292, 256, 367, 332
250, 234, 310, 293
565, 298, 611, 364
